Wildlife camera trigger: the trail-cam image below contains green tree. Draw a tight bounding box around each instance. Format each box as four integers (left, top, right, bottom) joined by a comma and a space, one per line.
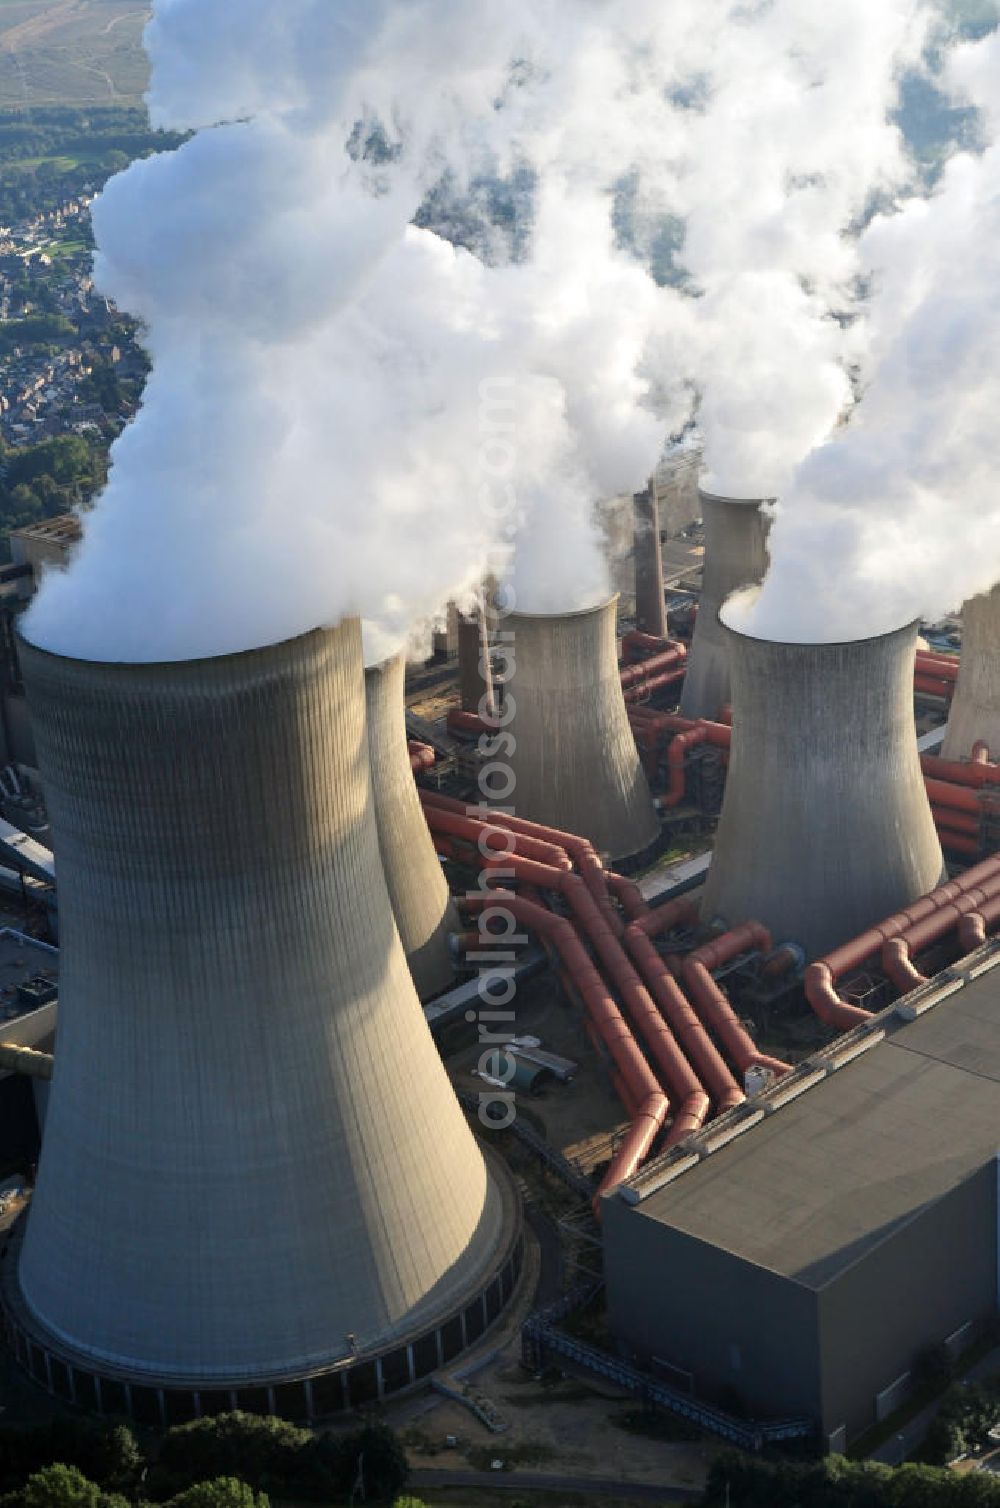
166, 1481, 269, 1508
19, 1464, 127, 1508
150, 1414, 309, 1499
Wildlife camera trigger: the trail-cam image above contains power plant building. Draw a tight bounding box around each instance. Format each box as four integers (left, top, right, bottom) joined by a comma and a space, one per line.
604, 965, 1000, 1450
4, 621, 520, 1424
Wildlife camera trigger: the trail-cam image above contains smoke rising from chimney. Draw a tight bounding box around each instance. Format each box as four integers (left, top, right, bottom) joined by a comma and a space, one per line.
729, 25, 1000, 645
23, 1, 952, 658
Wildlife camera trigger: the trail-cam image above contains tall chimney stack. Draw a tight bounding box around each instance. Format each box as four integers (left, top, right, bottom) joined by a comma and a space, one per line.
10, 622, 512, 1415
503, 598, 660, 862
942, 585, 1000, 761
633, 480, 667, 641
680, 491, 769, 721
702, 620, 944, 960
365, 651, 459, 1000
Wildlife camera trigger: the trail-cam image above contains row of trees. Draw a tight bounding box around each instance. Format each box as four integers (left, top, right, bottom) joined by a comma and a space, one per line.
0, 1413, 414, 1507
702, 1451, 1000, 1506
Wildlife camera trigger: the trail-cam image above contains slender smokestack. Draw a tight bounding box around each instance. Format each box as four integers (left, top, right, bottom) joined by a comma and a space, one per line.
503, 597, 659, 862
633, 480, 667, 640
702, 620, 944, 960
458, 606, 496, 717
680, 490, 769, 721
12, 621, 507, 1399
942, 586, 1000, 762
365, 651, 459, 1000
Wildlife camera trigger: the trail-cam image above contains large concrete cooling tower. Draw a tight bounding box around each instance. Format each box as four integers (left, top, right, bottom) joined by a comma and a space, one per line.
943, 586, 1000, 761
702, 620, 944, 961
503, 598, 659, 862
680, 490, 769, 721
365, 651, 459, 999
6, 621, 518, 1421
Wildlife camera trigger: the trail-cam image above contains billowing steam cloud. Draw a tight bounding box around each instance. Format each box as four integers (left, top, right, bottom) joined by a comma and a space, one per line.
728, 23, 1000, 644
25, 0, 947, 660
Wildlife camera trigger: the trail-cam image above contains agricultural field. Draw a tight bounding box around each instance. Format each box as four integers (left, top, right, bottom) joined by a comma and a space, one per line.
0, 0, 148, 109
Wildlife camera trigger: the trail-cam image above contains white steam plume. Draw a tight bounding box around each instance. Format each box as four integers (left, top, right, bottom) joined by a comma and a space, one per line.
727, 25, 1000, 644
25, 1, 943, 657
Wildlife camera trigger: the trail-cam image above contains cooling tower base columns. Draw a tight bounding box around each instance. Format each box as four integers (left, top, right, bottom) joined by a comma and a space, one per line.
1, 1154, 523, 1425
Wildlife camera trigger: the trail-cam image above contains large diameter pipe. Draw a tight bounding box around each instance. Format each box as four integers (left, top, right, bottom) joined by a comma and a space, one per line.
681, 926, 791, 1081
679, 491, 770, 721
624, 924, 745, 1111
702, 620, 945, 962
462, 890, 669, 1210
943, 586, 1000, 760
502, 598, 660, 862
805, 856, 1000, 1026
481, 853, 706, 1109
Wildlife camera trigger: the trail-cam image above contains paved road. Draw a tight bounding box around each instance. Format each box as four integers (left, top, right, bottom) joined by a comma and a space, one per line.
411, 1467, 693, 1501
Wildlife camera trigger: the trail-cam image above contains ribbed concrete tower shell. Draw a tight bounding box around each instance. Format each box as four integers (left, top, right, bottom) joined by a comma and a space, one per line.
701, 621, 945, 962
10, 621, 511, 1405
680, 490, 770, 721
943, 586, 1000, 761
365, 652, 458, 1000
503, 597, 660, 862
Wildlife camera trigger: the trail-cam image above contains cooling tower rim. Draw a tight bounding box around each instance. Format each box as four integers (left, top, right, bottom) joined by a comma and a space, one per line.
15, 619, 354, 674
715, 609, 921, 652
698, 487, 775, 508
505, 593, 619, 626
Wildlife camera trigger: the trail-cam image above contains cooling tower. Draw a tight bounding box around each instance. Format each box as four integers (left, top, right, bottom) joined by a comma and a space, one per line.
365, 651, 459, 1000
633, 481, 667, 640
679, 490, 769, 721
702, 620, 945, 961
6, 622, 517, 1420
503, 598, 660, 862
942, 586, 1000, 761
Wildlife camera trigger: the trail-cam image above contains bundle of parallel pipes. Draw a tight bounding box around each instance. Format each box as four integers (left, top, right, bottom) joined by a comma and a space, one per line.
804, 854, 1000, 1030
413, 783, 790, 1212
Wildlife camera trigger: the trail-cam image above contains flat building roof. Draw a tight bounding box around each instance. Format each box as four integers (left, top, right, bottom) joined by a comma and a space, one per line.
617, 959, 1000, 1291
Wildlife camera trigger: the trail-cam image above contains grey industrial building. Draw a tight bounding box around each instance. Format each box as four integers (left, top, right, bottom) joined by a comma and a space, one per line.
604, 959, 1000, 1450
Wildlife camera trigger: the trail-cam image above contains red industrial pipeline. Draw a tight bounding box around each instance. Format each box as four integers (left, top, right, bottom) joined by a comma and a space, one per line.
922, 754, 1000, 789
420, 804, 573, 871
880, 871, 1000, 994
621, 631, 687, 665
408, 741, 437, 774
479, 851, 708, 1114
620, 647, 686, 690
418, 787, 635, 937
958, 891, 1000, 952
916, 651, 959, 680
804, 857, 1000, 1027
462, 889, 673, 1211
681, 926, 791, 1080
622, 668, 688, 705
446, 709, 489, 737
625, 922, 745, 1112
